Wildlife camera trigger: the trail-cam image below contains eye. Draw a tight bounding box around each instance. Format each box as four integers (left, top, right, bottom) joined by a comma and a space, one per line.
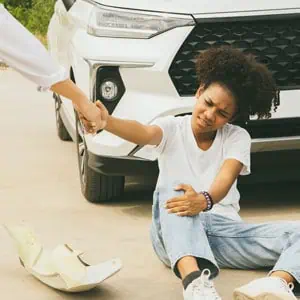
219, 111, 229, 118
205, 100, 213, 106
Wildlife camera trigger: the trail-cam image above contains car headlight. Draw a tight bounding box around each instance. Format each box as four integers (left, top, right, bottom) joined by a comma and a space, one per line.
87, 4, 195, 39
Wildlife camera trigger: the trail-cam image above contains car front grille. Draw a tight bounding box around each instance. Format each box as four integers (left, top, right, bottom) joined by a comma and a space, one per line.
239, 118, 300, 138
169, 16, 300, 96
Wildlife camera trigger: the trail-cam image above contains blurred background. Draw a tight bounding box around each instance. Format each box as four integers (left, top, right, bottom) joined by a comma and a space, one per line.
0, 0, 55, 44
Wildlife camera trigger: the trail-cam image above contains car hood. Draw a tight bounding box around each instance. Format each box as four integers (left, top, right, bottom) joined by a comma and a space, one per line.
94, 0, 300, 15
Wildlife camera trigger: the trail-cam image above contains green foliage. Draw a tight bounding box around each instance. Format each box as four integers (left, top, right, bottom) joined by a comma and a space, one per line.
5, 0, 32, 9
6, 6, 31, 27
1, 0, 55, 36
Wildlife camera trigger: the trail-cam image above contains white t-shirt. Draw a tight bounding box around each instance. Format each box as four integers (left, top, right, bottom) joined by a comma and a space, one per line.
0, 5, 67, 90
152, 115, 251, 221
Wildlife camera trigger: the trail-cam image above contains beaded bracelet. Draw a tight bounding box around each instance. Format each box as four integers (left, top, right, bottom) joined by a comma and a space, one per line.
200, 191, 214, 211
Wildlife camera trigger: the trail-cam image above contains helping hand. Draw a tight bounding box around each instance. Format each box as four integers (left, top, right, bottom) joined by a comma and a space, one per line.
78, 100, 109, 134
165, 184, 207, 217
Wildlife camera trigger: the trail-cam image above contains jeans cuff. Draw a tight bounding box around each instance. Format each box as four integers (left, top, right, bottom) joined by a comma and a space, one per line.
171, 252, 219, 279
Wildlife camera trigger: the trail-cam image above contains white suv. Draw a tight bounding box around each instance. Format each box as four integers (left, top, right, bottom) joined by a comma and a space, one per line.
48, 0, 300, 203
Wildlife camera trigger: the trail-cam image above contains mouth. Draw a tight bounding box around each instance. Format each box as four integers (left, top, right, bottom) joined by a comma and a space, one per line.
197, 117, 211, 127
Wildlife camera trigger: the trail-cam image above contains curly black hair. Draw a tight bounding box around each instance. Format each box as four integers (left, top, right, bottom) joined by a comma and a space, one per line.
195, 47, 279, 122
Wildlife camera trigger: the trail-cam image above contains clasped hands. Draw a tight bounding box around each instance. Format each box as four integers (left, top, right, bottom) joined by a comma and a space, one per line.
165, 184, 208, 217
77, 100, 108, 134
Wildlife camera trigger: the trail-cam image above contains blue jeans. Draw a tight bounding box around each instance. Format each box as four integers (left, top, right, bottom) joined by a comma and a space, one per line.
150, 184, 300, 286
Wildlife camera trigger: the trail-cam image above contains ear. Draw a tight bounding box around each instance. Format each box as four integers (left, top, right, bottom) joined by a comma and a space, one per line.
229, 104, 240, 123
195, 86, 204, 99
229, 112, 247, 125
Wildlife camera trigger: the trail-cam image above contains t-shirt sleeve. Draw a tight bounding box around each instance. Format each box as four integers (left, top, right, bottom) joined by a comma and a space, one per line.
151, 116, 176, 155
223, 126, 251, 175
0, 5, 68, 90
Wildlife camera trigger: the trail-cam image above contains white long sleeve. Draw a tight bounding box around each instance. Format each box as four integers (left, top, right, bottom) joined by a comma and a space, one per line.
0, 5, 68, 90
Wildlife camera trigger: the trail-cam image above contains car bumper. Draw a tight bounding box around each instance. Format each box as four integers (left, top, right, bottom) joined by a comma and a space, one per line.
251, 136, 300, 152
88, 151, 159, 177
88, 149, 300, 183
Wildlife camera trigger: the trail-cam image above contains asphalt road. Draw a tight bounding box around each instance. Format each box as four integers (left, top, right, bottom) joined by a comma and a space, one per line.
1, 69, 300, 300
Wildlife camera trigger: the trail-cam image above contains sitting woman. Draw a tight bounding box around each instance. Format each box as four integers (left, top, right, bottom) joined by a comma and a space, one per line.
83, 46, 299, 300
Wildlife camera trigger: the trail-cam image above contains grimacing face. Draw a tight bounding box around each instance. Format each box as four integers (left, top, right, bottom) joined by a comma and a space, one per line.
192, 83, 238, 136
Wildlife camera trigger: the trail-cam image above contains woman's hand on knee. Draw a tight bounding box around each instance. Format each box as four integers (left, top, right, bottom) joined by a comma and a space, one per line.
165, 184, 207, 216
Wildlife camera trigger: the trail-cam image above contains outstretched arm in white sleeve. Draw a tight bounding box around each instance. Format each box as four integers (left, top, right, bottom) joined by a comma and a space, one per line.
0, 5, 101, 131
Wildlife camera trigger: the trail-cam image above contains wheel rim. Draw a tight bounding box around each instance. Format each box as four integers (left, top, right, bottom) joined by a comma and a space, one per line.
76, 116, 87, 187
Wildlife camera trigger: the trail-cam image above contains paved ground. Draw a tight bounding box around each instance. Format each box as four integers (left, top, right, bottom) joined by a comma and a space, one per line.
1, 69, 300, 300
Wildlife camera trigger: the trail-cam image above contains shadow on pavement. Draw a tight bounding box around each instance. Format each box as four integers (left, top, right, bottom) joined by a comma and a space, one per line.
98, 176, 300, 220
239, 180, 300, 207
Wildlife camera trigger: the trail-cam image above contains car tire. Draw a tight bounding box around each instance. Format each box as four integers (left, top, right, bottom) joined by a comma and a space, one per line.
54, 93, 72, 141
75, 113, 125, 203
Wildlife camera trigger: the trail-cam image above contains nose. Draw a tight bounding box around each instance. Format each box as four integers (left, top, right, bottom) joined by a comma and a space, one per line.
204, 108, 216, 123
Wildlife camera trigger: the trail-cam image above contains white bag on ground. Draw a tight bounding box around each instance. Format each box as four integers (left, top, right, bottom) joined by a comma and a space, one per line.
4, 225, 122, 292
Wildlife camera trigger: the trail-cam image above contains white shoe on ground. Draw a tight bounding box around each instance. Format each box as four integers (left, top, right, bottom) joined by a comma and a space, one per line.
233, 276, 297, 300
183, 269, 222, 300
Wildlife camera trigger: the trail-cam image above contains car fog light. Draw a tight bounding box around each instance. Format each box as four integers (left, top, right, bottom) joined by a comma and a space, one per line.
95, 67, 125, 114
100, 80, 118, 102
